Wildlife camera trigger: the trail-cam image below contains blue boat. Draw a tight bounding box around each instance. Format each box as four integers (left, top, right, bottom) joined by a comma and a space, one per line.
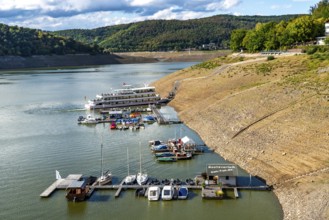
143, 115, 156, 123
151, 144, 170, 152
155, 152, 175, 157
178, 186, 188, 199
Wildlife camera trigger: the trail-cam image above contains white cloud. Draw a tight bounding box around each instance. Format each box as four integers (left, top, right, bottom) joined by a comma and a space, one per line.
130, 0, 157, 6
147, 7, 206, 21
206, 0, 241, 11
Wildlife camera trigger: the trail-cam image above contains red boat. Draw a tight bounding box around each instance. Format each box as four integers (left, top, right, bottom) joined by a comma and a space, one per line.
110, 123, 116, 129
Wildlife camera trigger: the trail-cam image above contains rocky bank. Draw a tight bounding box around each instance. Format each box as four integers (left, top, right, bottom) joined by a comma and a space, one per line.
153, 53, 329, 220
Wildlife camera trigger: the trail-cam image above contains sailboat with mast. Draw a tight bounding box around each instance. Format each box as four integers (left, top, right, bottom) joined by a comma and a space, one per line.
124, 148, 136, 185
97, 133, 112, 185
136, 142, 148, 185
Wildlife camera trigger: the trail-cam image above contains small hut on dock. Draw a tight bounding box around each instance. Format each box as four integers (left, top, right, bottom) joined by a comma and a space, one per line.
206, 164, 238, 186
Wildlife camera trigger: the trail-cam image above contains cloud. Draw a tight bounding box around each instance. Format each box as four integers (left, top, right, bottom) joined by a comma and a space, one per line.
0, 0, 242, 30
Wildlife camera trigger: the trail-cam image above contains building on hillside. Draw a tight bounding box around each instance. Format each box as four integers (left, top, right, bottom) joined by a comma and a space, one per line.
206, 164, 238, 186
316, 20, 329, 45
201, 43, 217, 50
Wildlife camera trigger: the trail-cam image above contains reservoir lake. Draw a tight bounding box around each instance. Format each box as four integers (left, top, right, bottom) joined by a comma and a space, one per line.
0, 62, 283, 220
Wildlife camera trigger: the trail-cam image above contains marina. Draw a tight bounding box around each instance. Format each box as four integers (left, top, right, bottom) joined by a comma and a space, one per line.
0, 62, 283, 220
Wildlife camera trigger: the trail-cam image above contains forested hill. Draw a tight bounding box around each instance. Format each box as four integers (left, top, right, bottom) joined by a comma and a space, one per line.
0, 23, 102, 56
54, 14, 299, 52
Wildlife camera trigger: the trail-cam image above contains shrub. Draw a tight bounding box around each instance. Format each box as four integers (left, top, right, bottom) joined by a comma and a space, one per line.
267, 55, 275, 61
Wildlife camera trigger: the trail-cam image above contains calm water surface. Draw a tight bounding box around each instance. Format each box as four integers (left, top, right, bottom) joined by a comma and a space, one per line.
0, 62, 283, 220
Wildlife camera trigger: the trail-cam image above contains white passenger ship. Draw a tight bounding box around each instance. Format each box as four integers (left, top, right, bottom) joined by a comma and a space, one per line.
85, 85, 162, 110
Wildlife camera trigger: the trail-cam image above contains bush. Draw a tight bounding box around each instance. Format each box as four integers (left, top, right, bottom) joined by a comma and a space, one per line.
306, 46, 318, 55
267, 55, 275, 61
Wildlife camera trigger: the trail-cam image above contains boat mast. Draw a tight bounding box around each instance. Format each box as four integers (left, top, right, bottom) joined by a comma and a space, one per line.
127, 147, 130, 176
101, 133, 104, 177
139, 141, 142, 174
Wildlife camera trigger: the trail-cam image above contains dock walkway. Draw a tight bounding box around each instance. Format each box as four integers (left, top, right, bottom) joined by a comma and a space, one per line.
40, 174, 83, 198
41, 173, 271, 199
150, 105, 182, 125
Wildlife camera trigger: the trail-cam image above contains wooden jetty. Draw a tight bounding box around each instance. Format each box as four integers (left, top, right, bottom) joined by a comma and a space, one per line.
40, 174, 83, 197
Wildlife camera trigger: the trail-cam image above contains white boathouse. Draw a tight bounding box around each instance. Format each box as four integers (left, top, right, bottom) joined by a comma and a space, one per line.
206, 164, 238, 186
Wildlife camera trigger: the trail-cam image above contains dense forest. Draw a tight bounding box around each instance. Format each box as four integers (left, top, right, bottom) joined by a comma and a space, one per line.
0, 24, 102, 56
230, 0, 329, 52
55, 14, 299, 52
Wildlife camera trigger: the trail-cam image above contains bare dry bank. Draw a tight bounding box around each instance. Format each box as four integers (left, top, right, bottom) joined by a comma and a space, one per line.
153, 54, 329, 220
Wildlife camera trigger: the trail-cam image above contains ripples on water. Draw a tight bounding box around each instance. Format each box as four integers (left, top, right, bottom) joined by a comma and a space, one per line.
0, 63, 282, 220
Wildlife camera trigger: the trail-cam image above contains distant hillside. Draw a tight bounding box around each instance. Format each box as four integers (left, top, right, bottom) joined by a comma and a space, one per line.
55, 14, 299, 52
0, 23, 102, 56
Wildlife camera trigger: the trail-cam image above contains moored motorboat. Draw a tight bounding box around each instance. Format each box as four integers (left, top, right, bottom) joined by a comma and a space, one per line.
110, 123, 116, 129
148, 186, 161, 201
175, 151, 192, 160
178, 186, 189, 199
149, 140, 163, 147
155, 152, 175, 157
161, 185, 174, 200
151, 144, 170, 152
157, 157, 177, 162
78, 114, 99, 124
143, 115, 156, 123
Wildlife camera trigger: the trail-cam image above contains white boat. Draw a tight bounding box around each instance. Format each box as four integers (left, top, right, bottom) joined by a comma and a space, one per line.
161, 185, 174, 200
136, 172, 148, 185
85, 85, 161, 110
78, 114, 99, 124
124, 148, 136, 185
136, 142, 148, 185
178, 186, 189, 199
148, 186, 161, 201
97, 134, 112, 185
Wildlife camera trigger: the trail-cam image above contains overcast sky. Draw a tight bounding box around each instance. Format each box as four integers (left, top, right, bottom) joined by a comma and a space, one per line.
0, 0, 319, 31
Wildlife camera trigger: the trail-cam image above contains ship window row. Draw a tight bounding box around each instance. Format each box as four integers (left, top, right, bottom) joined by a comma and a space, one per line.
103, 98, 158, 104
104, 94, 156, 100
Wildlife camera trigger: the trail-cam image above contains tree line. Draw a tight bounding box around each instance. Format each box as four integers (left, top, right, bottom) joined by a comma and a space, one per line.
55, 15, 298, 52
0, 24, 102, 56
230, 0, 329, 52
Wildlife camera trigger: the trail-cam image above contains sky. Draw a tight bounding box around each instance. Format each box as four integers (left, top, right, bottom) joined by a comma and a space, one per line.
0, 0, 320, 31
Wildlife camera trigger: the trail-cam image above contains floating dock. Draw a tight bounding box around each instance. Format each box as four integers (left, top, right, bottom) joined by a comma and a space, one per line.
40, 174, 83, 197
150, 105, 182, 125
41, 174, 270, 200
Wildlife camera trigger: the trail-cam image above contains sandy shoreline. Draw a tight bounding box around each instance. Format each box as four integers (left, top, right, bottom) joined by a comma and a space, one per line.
152, 53, 329, 220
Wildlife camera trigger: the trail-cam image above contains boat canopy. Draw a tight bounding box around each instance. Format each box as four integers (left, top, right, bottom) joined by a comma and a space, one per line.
181, 136, 195, 145
67, 180, 86, 189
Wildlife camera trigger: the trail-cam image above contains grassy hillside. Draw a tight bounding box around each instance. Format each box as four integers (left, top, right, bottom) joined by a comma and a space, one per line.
55, 14, 299, 52
152, 51, 329, 220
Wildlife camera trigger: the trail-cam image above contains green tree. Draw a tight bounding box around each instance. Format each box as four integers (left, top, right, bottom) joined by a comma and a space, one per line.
310, 0, 329, 19
230, 29, 247, 51
285, 16, 320, 44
